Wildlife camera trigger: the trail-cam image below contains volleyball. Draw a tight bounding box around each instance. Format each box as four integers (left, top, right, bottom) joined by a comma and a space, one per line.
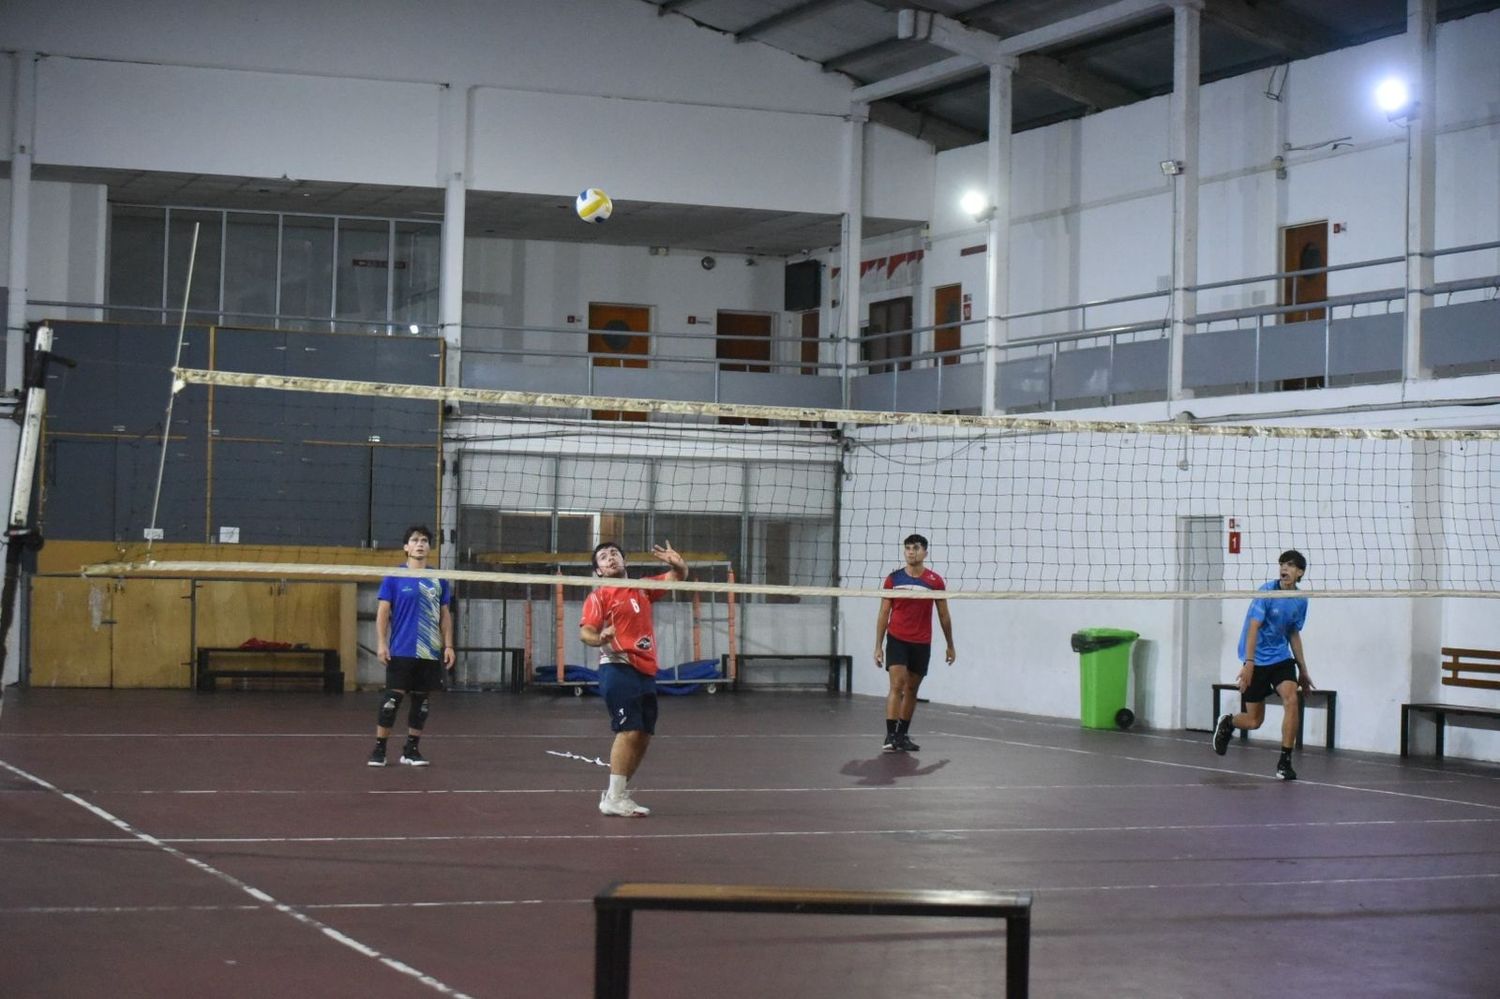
576, 188, 613, 223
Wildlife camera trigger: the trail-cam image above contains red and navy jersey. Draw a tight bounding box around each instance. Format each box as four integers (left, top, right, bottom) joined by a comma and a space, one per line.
882, 567, 946, 644
580, 573, 671, 676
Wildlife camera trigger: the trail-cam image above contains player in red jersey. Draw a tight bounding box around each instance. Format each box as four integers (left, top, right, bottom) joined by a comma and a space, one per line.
579, 540, 688, 817
874, 534, 955, 752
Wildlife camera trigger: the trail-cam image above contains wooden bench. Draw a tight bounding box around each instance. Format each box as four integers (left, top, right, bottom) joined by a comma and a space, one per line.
1211, 683, 1337, 750
1400, 647, 1500, 758
594, 882, 1032, 999
195, 647, 343, 693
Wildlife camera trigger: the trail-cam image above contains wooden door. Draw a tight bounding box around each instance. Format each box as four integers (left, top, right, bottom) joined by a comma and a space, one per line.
716, 311, 772, 373
933, 284, 961, 366
29, 578, 114, 687
589, 303, 650, 422
1281, 221, 1328, 324
194, 580, 280, 648
111, 579, 193, 688
864, 297, 913, 374
799, 311, 820, 375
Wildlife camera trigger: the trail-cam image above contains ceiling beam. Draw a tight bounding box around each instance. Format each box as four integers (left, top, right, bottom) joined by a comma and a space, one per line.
656, 0, 703, 15
853, 53, 983, 103
823, 36, 909, 71
1202, 0, 1340, 60
867, 100, 984, 149
1016, 53, 1138, 111
736, 0, 851, 42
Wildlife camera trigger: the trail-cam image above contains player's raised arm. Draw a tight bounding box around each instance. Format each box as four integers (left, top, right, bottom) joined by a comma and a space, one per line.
652, 540, 689, 581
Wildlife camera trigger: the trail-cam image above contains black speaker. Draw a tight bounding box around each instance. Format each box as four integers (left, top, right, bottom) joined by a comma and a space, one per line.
784, 260, 821, 312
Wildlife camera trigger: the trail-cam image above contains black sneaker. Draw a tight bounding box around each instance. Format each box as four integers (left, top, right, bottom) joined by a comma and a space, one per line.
882, 735, 898, 753
367, 745, 387, 768
1212, 714, 1235, 756
896, 734, 920, 752
400, 746, 430, 767
1275, 757, 1297, 781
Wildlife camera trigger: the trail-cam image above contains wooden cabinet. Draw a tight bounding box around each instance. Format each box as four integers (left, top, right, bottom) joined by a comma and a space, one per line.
29, 578, 192, 688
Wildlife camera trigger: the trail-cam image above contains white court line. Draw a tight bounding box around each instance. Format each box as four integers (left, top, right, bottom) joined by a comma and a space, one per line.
6, 868, 1498, 919
0, 757, 472, 998
7, 813, 1496, 847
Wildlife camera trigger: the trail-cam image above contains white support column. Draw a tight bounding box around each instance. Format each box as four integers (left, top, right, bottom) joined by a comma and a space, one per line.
1168, 2, 1202, 403
982, 61, 1015, 416
438, 84, 470, 393
6, 52, 38, 394
839, 104, 868, 410
1403, 0, 1436, 383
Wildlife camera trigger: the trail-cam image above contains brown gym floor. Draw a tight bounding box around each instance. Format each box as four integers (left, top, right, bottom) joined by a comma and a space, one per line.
2, 687, 1498, 998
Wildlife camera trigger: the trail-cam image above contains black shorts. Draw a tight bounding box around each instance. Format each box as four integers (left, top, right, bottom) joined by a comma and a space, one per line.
1243, 658, 1299, 703
597, 663, 658, 734
885, 636, 932, 677
386, 657, 444, 693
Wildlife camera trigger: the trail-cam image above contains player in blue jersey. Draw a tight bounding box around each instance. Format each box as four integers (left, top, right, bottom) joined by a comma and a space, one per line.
367, 525, 455, 767
874, 534, 956, 752
1213, 550, 1315, 780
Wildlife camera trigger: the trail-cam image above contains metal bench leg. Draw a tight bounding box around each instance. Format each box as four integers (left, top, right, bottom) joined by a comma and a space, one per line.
1006, 911, 1030, 999
1325, 694, 1335, 751
1434, 713, 1445, 759
595, 907, 632, 999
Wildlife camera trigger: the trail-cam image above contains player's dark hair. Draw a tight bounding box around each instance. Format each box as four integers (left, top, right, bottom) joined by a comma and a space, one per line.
404, 525, 433, 545
1279, 549, 1307, 572
592, 541, 624, 573
903, 533, 928, 549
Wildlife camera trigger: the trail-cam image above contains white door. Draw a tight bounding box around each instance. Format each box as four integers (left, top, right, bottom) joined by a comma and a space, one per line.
1179, 516, 1225, 731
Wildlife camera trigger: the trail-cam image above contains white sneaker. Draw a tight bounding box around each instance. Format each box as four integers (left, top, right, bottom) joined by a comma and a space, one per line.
598, 791, 650, 817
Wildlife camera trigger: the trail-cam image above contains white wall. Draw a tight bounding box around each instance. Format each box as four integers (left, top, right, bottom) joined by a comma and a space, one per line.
0, 179, 107, 313
923, 10, 1500, 335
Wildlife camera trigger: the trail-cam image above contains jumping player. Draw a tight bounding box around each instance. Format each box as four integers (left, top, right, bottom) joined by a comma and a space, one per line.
874, 533, 955, 752
579, 540, 689, 817
1213, 549, 1314, 780
368, 525, 454, 767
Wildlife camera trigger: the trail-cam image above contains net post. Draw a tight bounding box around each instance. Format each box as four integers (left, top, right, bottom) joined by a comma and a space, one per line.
555, 575, 565, 685
691, 591, 702, 661
523, 589, 534, 689
726, 569, 738, 683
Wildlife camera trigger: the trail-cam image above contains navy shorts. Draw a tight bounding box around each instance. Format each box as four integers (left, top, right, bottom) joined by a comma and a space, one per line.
885, 636, 932, 677
1244, 658, 1299, 703
385, 657, 444, 693
598, 662, 658, 734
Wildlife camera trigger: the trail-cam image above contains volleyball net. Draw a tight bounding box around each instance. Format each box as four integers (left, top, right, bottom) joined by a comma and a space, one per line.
47, 364, 1500, 686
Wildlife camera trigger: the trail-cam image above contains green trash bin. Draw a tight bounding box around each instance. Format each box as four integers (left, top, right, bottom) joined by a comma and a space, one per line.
1071, 628, 1139, 730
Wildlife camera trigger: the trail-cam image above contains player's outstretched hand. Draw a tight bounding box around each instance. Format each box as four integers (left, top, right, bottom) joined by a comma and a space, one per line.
652, 540, 686, 573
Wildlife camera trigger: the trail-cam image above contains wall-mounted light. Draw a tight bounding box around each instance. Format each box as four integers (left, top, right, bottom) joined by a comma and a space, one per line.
959, 189, 993, 222
1159, 159, 1184, 176
1375, 77, 1417, 123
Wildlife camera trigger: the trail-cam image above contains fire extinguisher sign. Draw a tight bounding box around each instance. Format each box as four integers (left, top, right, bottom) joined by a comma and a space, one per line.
1225, 516, 1242, 555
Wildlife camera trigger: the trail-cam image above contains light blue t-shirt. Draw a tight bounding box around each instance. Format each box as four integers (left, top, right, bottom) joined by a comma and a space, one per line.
1237, 580, 1308, 665
378, 569, 453, 660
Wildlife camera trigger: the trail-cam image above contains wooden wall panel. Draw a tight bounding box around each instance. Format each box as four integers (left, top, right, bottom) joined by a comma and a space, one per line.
111, 580, 193, 688
29, 578, 114, 687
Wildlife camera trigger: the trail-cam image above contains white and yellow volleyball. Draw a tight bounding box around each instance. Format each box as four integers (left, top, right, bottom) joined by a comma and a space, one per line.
575, 188, 613, 223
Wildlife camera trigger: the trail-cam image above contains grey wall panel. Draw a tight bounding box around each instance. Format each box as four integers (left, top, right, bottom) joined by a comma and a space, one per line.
720, 371, 842, 409
1111, 338, 1168, 395
935, 360, 981, 412
893, 366, 943, 413
1328, 313, 1402, 378
591, 365, 713, 402
1184, 327, 1256, 391
42, 438, 119, 540
371, 446, 442, 550
463, 355, 591, 395
1423, 299, 1500, 370
1256, 319, 1328, 381
848, 371, 894, 410
1053, 345, 1111, 401
213, 329, 289, 438
999, 354, 1051, 410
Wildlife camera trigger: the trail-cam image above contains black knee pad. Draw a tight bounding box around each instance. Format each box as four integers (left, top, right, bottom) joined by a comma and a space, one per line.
377, 690, 404, 728
407, 692, 429, 730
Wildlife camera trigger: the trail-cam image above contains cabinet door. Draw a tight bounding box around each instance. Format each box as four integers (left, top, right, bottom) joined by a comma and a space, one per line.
111, 579, 193, 688
275, 582, 343, 648
29, 578, 114, 687
194, 580, 279, 648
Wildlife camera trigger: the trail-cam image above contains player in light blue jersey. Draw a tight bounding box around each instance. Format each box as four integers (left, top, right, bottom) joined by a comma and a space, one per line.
367, 525, 454, 768
1213, 550, 1315, 780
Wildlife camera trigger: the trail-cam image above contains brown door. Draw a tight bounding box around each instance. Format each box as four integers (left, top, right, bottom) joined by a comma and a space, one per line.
864, 297, 913, 374
589, 303, 650, 422
717, 311, 773, 425
933, 284, 961, 366
716, 311, 772, 373
1281, 222, 1328, 324
799, 311, 819, 375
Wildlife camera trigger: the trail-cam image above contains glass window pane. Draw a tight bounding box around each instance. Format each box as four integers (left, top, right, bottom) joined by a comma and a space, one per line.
108, 205, 166, 321
166, 210, 223, 322
393, 221, 440, 329
336, 218, 390, 328
223, 213, 280, 326
280, 216, 334, 331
